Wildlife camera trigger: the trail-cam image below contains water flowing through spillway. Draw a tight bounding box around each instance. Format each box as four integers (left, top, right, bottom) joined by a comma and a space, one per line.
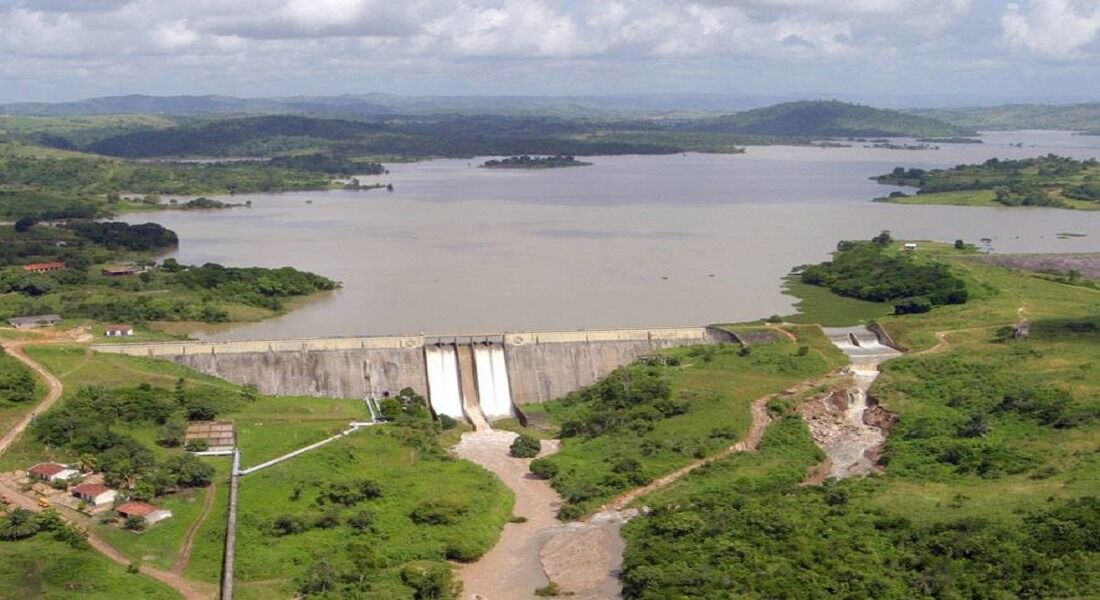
425, 345, 465, 419
474, 343, 515, 421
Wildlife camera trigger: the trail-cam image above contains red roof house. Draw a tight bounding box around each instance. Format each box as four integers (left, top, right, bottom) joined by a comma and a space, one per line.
117, 501, 173, 525
71, 483, 117, 506
22, 262, 66, 273
27, 462, 78, 482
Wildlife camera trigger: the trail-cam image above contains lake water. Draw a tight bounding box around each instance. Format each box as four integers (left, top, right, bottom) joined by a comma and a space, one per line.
135, 130, 1100, 340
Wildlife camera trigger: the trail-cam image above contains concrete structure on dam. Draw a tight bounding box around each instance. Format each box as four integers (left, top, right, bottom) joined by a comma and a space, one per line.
94, 326, 736, 424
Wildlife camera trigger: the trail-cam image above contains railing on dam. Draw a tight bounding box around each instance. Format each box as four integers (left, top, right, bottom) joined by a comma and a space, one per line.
92, 326, 716, 357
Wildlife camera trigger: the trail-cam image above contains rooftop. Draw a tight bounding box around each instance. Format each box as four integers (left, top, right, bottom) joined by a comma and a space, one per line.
72, 483, 113, 496
8, 314, 62, 326
117, 501, 157, 516
29, 463, 68, 477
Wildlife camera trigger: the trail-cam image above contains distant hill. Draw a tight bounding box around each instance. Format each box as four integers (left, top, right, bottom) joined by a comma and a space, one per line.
0, 93, 837, 119
0, 94, 394, 117
685, 101, 973, 138
85, 115, 386, 158
907, 103, 1100, 131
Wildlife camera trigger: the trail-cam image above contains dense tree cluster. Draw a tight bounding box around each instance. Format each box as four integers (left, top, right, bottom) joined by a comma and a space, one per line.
622, 413, 1100, 599
877, 355, 1095, 479
63, 221, 178, 251
0, 509, 87, 549
0, 353, 37, 404
32, 383, 234, 492
799, 237, 968, 314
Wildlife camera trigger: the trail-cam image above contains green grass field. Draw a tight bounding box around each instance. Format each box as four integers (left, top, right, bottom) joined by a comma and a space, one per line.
0, 536, 180, 599
232, 427, 512, 599
780, 277, 895, 326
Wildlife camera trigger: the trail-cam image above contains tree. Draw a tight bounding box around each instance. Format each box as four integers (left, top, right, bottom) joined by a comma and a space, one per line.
297, 556, 340, 595
158, 416, 186, 447
954, 239, 966, 250
13, 217, 36, 233
0, 509, 40, 540
872, 230, 893, 246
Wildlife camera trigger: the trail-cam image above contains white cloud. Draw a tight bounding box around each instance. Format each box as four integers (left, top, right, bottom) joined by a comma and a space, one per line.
1002, 0, 1100, 57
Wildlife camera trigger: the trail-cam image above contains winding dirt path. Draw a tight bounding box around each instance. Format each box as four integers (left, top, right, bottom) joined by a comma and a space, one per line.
173, 482, 217, 575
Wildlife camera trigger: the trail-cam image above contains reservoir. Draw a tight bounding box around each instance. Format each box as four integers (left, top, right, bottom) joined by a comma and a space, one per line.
138, 130, 1100, 340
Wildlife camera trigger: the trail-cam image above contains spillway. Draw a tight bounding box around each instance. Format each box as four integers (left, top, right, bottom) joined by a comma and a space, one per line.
474, 343, 515, 421
425, 345, 465, 419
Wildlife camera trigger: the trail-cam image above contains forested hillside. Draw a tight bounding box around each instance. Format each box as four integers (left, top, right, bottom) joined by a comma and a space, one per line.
686, 101, 973, 138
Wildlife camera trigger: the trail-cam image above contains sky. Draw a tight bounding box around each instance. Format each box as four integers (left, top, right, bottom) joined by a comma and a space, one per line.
1, 0, 1100, 105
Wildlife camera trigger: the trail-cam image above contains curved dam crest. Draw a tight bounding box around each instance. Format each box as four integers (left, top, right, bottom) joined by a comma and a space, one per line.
95, 327, 736, 421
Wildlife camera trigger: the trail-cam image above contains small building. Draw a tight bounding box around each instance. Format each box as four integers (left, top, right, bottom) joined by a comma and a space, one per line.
105, 324, 134, 337
101, 266, 137, 277
7, 314, 62, 329
71, 483, 117, 507
22, 262, 66, 273
27, 463, 79, 483
185, 421, 236, 452
117, 501, 172, 525
902, 243, 918, 251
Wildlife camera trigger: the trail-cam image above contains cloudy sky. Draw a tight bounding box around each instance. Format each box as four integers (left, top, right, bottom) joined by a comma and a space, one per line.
2, 0, 1100, 104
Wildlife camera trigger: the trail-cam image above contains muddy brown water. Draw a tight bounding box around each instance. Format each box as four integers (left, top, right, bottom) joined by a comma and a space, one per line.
128, 130, 1100, 340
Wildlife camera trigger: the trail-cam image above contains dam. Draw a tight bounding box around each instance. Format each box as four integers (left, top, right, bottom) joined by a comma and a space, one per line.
94, 326, 736, 424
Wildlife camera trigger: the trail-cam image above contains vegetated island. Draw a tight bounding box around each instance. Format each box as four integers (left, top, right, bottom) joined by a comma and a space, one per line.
481, 155, 592, 169
871, 154, 1100, 210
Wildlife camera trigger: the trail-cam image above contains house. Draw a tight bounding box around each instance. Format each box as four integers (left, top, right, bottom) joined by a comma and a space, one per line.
22, 262, 66, 273
117, 501, 173, 525
902, 243, 918, 251
7, 315, 62, 329
27, 463, 79, 483
101, 266, 137, 277
105, 324, 134, 337
71, 483, 117, 507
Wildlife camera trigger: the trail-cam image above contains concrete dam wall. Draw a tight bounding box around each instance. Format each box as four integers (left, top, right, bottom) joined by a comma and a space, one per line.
94, 327, 735, 419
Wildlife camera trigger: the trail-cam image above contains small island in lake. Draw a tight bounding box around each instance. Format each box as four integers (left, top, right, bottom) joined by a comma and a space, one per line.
481, 155, 593, 169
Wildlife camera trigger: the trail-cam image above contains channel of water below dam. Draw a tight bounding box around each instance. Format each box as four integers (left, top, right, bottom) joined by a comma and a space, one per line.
127, 130, 1100, 340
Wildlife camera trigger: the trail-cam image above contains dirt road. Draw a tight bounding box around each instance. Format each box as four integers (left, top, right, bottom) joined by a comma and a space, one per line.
0, 342, 64, 456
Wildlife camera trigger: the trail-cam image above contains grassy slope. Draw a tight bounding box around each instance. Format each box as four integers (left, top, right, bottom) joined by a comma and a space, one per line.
538, 327, 847, 515
0, 536, 180, 599
232, 427, 512, 599
780, 277, 894, 326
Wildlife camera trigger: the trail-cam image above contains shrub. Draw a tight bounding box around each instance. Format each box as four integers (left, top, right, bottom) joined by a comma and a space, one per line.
439, 414, 458, 430
346, 509, 375, 531
535, 582, 564, 596
400, 561, 458, 600
510, 433, 542, 458
530, 458, 559, 480
410, 500, 468, 525
267, 514, 309, 537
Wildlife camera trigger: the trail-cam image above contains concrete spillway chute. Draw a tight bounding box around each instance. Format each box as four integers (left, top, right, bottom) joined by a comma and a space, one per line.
424, 344, 465, 419
473, 343, 516, 421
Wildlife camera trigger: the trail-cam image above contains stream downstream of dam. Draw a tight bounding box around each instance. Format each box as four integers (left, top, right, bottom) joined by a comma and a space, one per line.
807, 327, 902, 478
